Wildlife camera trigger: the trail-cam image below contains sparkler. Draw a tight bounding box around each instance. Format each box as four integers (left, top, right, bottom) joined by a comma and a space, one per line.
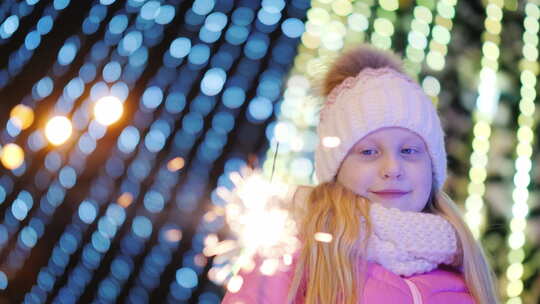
205, 166, 300, 292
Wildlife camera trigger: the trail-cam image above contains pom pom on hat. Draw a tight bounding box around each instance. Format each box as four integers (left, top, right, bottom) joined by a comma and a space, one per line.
322, 44, 404, 97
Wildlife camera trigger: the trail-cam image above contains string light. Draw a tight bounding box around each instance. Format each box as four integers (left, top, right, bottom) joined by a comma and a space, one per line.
370, 0, 398, 50
45, 116, 73, 146
9, 104, 35, 130
0, 143, 25, 170
426, 0, 458, 71
93, 95, 123, 126
504, 3, 539, 303
403, 4, 434, 76
463, 0, 504, 238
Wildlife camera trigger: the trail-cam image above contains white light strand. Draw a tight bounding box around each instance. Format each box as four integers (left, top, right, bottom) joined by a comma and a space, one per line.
504, 2, 539, 303
464, 0, 504, 238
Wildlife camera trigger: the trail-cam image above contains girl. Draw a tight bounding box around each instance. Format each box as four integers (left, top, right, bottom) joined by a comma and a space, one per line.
222, 45, 499, 303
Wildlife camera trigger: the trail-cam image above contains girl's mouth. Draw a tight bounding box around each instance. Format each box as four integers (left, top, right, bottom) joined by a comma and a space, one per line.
371, 191, 410, 199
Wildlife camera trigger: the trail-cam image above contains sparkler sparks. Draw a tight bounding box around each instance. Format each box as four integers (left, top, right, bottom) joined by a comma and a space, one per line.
205, 168, 299, 291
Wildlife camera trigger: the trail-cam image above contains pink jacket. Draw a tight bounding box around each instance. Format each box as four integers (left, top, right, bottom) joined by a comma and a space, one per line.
222, 257, 474, 304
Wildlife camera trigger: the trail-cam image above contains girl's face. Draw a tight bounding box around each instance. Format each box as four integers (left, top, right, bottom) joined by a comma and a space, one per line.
336, 127, 432, 212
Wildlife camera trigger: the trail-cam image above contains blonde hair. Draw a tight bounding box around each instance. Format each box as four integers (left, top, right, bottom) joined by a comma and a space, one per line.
287, 182, 499, 304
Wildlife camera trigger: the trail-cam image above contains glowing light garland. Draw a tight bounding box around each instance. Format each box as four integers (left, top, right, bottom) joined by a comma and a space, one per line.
463, 0, 504, 238
504, 3, 539, 303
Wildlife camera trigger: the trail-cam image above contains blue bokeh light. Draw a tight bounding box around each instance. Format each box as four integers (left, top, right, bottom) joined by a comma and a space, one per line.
78, 200, 97, 224
175, 268, 198, 289
231, 7, 254, 26
24, 31, 41, 50
109, 15, 128, 35
169, 37, 191, 59
257, 8, 281, 26
121, 31, 143, 54
20, 226, 38, 248
141, 86, 164, 109
248, 96, 273, 121
140, 1, 161, 20
59, 166, 77, 189
204, 12, 227, 32
53, 0, 71, 10
165, 92, 186, 114
155, 5, 176, 25
118, 126, 140, 154
281, 18, 304, 38
132, 216, 152, 238
192, 0, 215, 16
143, 190, 165, 213
188, 44, 210, 65
37, 16, 53, 35
222, 86, 245, 109
1, 16, 20, 39
200, 68, 226, 96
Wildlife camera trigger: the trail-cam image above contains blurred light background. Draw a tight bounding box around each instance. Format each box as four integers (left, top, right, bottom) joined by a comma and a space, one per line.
0, 0, 538, 303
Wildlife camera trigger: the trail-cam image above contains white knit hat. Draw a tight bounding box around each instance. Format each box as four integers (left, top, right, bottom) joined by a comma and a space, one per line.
314, 65, 447, 190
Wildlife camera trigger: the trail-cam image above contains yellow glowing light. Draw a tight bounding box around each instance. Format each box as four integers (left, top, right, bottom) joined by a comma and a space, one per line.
482, 41, 500, 60
506, 280, 524, 298
167, 157, 185, 172
45, 116, 72, 145
508, 232, 525, 249
506, 298, 522, 304
506, 263, 524, 281
307, 8, 330, 25
373, 18, 394, 37
426, 52, 445, 70
348, 14, 368, 32
379, 0, 399, 11
331, 0, 352, 16
94, 96, 123, 126
0, 143, 25, 170
411, 19, 430, 36
508, 249, 525, 264
437, 2, 455, 19
10, 104, 34, 130
414, 6, 432, 23
314, 232, 333, 243
432, 25, 450, 45
486, 3, 503, 21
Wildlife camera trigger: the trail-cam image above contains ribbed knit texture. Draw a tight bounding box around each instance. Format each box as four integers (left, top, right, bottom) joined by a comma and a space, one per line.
315, 67, 447, 189
365, 203, 457, 276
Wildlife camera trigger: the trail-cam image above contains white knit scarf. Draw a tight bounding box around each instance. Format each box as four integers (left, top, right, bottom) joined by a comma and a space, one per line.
364, 203, 458, 277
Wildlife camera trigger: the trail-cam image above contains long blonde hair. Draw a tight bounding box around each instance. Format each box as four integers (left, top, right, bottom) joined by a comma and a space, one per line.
287, 182, 499, 304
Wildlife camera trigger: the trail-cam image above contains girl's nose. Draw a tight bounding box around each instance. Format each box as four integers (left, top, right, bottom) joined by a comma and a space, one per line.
380, 154, 403, 179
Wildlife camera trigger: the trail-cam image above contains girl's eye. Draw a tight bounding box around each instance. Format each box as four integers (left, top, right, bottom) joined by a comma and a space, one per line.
360, 149, 377, 156
401, 148, 418, 154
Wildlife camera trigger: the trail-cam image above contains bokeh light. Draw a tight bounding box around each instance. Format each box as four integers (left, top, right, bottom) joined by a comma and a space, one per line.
0, 143, 25, 170
94, 96, 123, 126
10, 104, 35, 130
45, 116, 73, 146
